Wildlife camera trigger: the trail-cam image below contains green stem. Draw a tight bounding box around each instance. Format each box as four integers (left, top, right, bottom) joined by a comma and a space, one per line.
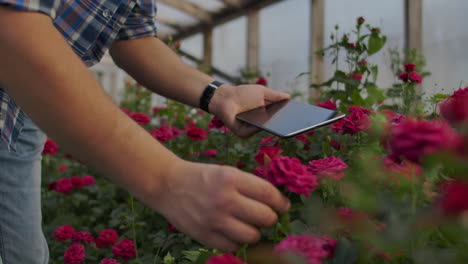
130, 195, 140, 261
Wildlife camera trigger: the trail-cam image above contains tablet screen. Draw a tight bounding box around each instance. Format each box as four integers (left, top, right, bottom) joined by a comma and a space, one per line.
236, 99, 345, 138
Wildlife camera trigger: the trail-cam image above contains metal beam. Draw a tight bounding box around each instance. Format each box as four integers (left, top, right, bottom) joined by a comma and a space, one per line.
405, 0, 423, 51
247, 9, 260, 74
203, 27, 213, 67
220, 0, 244, 8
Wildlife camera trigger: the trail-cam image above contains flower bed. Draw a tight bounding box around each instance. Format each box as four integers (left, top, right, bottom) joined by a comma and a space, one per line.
42, 18, 468, 264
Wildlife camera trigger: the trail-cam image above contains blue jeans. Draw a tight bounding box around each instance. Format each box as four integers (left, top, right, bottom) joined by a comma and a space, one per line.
0, 116, 49, 263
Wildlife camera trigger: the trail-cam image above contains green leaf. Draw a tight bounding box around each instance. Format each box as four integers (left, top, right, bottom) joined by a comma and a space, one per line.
370, 65, 379, 82
368, 35, 387, 55
194, 251, 214, 264
182, 251, 201, 262
289, 220, 308, 235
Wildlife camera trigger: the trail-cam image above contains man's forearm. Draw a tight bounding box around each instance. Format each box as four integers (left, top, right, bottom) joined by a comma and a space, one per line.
110, 37, 224, 110
0, 8, 179, 202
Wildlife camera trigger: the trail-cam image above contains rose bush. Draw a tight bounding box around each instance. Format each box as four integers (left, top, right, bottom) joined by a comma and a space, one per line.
41, 18, 468, 264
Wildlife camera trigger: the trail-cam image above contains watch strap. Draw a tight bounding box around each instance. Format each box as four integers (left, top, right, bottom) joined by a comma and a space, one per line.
199, 80, 223, 113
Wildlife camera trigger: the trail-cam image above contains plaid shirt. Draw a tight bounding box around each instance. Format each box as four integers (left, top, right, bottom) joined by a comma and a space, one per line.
0, 0, 158, 150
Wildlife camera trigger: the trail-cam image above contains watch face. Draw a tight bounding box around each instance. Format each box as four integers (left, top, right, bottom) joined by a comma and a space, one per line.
236, 99, 345, 138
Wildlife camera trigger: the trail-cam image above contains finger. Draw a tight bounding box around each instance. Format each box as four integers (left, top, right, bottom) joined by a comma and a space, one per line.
262, 87, 291, 102
214, 216, 261, 245
236, 172, 291, 213
202, 232, 242, 252
231, 194, 278, 228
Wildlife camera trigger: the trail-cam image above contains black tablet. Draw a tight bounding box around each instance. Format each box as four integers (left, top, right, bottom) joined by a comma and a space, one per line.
235, 99, 345, 138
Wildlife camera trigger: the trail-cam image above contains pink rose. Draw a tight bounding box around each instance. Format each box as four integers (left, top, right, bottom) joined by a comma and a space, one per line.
95, 229, 119, 248
151, 125, 175, 142
99, 259, 121, 264
260, 136, 276, 145
438, 179, 468, 216
295, 134, 310, 144
253, 166, 268, 178
71, 231, 94, 244
398, 72, 409, 83
389, 119, 462, 163
54, 178, 74, 195
206, 253, 246, 264
348, 105, 373, 115
404, 63, 416, 72
275, 234, 336, 264
254, 146, 283, 165
185, 126, 207, 141
267, 156, 319, 196
64, 244, 85, 264
317, 99, 337, 110
203, 149, 217, 157
357, 16, 365, 25
128, 112, 151, 125
42, 138, 59, 155
329, 139, 343, 150
308, 156, 348, 180
382, 156, 422, 183
71, 176, 84, 188
54, 225, 75, 242
112, 239, 136, 261
208, 116, 225, 129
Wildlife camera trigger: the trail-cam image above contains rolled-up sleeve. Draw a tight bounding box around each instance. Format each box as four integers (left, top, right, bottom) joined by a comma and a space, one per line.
0, 0, 61, 19
116, 0, 158, 40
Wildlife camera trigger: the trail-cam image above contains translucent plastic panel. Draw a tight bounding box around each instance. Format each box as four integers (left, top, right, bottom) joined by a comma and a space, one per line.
180, 33, 204, 61
259, 0, 310, 97
423, 0, 468, 97
212, 17, 247, 77
156, 2, 199, 25
324, 0, 405, 89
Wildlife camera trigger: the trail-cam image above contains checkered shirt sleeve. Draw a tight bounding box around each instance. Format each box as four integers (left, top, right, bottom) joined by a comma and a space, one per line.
0, 0, 61, 18
116, 0, 158, 40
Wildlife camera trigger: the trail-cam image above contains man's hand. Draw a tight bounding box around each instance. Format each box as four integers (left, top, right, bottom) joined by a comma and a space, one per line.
209, 84, 290, 138
151, 160, 291, 252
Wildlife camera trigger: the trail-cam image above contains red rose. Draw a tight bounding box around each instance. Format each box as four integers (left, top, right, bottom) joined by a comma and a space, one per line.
208, 116, 225, 129
81, 175, 95, 186
166, 221, 179, 233
440, 87, 468, 123
357, 16, 365, 25
352, 73, 362, 82
371, 27, 381, 34
128, 112, 151, 126
99, 259, 121, 264
341, 110, 371, 135
275, 234, 337, 264
151, 125, 175, 142
57, 164, 68, 173
203, 149, 217, 157
253, 166, 268, 178
71, 176, 84, 188
54, 178, 74, 195
255, 77, 268, 86
317, 99, 337, 110
254, 145, 283, 165
404, 63, 416, 72
308, 156, 348, 180
398, 72, 409, 83
236, 160, 246, 169
438, 179, 468, 216
42, 138, 59, 155
206, 254, 246, 264
64, 244, 85, 264
329, 139, 343, 150
348, 43, 356, 49
120, 108, 131, 114
95, 229, 119, 248
54, 225, 75, 242
267, 156, 319, 196
389, 119, 462, 163
295, 134, 310, 145
409, 72, 423, 84
71, 231, 94, 244
382, 156, 422, 183
260, 136, 276, 145
185, 126, 207, 141
331, 119, 344, 133
112, 239, 136, 261
348, 105, 373, 115
358, 60, 368, 66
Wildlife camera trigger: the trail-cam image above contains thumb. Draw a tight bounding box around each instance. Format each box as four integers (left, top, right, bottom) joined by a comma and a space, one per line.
262, 87, 290, 102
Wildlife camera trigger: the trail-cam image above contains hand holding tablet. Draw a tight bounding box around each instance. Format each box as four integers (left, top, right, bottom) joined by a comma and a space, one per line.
235, 99, 345, 138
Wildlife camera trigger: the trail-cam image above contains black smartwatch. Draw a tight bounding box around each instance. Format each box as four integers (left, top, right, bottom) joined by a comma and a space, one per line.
199, 80, 224, 113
